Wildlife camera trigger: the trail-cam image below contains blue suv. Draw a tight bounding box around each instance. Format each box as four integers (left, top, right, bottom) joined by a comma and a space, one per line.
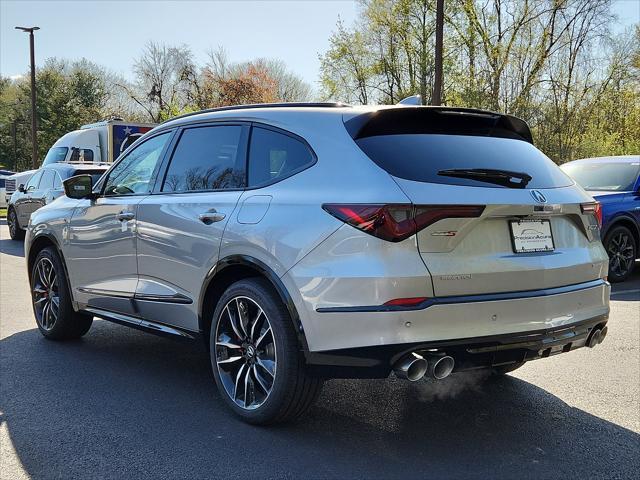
561, 156, 640, 282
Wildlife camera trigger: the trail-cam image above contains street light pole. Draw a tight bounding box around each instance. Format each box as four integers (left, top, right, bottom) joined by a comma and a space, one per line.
432, 0, 444, 106
15, 26, 40, 169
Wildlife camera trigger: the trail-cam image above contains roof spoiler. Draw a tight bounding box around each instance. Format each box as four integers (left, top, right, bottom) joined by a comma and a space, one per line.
345, 106, 533, 144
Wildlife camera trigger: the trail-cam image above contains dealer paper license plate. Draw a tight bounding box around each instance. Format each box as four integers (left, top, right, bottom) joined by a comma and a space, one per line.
509, 219, 555, 253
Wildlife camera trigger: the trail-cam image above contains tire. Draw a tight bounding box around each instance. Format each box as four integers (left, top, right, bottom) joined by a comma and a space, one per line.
492, 362, 525, 376
604, 225, 637, 283
7, 208, 25, 241
31, 247, 93, 340
210, 278, 323, 425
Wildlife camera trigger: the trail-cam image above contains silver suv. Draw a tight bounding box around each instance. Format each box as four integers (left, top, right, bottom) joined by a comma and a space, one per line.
25, 103, 610, 424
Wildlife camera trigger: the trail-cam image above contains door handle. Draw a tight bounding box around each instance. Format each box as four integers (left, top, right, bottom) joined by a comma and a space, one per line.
116, 211, 135, 222
198, 210, 226, 225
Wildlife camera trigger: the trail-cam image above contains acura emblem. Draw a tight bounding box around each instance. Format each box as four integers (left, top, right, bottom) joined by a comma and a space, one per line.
530, 190, 547, 203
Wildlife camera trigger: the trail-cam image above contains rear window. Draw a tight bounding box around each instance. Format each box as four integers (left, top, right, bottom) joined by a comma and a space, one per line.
355, 134, 573, 189
560, 162, 640, 191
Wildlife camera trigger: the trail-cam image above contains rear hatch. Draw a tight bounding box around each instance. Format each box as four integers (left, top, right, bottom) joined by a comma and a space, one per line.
346, 107, 606, 296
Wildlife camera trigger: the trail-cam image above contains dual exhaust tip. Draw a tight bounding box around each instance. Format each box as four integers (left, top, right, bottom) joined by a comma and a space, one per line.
394, 352, 455, 382
587, 325, 608, 348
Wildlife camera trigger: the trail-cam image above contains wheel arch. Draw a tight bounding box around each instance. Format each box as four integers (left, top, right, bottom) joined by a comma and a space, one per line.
603, 214, 640, 258
198, 255, 309, 352
27, 233, 76, 307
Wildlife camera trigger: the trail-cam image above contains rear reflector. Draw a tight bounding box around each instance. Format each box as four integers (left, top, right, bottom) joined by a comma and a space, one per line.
383, 297, 428, 307
581, 202, 602, 228
322, 204, 485, 242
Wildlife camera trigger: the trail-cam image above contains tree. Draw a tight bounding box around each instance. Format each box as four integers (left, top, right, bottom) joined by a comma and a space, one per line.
120, 41, 196, 122
319, 0, 639, 163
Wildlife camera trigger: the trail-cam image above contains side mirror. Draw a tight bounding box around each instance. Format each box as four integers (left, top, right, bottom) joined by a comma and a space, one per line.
63, 175, 95, 199
18, 184, 25, 193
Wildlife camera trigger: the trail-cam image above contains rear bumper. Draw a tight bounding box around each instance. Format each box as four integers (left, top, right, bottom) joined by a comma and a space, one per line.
301, 279, 610, 376
305, 313, 608, 378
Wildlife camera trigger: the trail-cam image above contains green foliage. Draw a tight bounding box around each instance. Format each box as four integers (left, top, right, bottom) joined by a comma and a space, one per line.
0, 58, 109, 170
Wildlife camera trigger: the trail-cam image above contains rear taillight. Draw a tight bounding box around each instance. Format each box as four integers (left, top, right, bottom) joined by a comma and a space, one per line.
322, 204, 485, 242
581, 202, 602, 228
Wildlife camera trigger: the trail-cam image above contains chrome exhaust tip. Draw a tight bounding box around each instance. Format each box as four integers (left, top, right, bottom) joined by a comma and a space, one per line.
394, 353, 428, 382
425, 355, 455, 380
587, 328, 602, 348
599, 326, 608, 344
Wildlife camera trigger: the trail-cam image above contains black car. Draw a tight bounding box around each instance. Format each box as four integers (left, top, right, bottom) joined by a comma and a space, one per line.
7, 163, 108, 240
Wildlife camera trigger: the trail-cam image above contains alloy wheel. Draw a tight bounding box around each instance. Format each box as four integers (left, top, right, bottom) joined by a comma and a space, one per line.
607, 231, 635, 278
215, 296, 277, 410
32, 257, 60, 330
8, 210, 17, 237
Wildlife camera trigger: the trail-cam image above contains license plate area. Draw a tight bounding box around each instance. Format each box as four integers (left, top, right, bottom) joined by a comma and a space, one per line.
509, 219, 555, 253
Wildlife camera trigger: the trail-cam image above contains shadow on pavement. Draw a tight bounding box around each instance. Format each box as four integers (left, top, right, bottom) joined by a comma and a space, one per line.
1, 321, 638, 479
0, 237, 25, 258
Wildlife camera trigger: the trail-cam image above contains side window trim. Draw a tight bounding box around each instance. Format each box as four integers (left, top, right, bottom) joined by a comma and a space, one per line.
246, 122, 318, 190
96, 129, 176, 197
153, 122, 250, 194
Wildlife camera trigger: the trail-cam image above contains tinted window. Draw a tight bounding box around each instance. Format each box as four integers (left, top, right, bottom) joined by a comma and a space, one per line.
39, 170, 56, 190
356, 134, 573, 189
248, 127, 314, 187
25, 171, 43, 191
561, 161, 640, 191
104, 132, 171, 196
162, 126, 244, 192
69, 148, 94, 163
42, 147, 68, 165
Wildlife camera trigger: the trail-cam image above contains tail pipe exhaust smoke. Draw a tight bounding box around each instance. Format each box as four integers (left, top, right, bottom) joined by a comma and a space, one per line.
393, 353, 428, 382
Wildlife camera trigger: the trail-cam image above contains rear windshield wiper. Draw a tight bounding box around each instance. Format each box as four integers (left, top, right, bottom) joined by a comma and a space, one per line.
437, 168, 532, 188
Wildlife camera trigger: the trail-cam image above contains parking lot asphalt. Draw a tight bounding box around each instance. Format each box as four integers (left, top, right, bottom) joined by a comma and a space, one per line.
1, 220, 638, 479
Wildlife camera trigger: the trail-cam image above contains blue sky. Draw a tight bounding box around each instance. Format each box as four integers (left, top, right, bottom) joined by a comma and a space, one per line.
1, 0, 638, 88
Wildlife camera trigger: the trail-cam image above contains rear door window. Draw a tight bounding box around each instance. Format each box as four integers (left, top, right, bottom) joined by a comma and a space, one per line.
162, 125, 244, 192
53, 172, 63, 189
39, 170, 56, 190
355, 134, 573, 189
248, 127, 314, 187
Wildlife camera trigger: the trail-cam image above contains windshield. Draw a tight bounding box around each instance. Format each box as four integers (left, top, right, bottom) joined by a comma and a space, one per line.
42, 147, 68, 165
355, 134, 573, 189
561, 162, 640, 191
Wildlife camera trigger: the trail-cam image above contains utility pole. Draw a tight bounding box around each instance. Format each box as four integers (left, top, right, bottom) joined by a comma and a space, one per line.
432, 0, 444, 106
15, 26, 40, 169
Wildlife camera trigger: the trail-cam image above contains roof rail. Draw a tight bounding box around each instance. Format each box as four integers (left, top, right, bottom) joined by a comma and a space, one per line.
161, 102, 351, 125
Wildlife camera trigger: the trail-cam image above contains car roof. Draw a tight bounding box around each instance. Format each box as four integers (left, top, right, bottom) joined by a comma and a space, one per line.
157, 102, 533, 143
563, 155, 640, 165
